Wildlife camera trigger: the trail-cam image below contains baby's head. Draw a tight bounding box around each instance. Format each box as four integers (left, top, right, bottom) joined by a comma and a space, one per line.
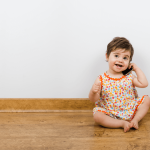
106, 37, 134, 73
106, 37, 134, 62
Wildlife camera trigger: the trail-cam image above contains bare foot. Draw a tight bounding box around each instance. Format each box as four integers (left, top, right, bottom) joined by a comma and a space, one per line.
130, 119, 138, 129
122, 121, 131, 133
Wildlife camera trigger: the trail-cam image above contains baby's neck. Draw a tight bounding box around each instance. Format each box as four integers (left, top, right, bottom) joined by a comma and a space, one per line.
106, 70, 124, 78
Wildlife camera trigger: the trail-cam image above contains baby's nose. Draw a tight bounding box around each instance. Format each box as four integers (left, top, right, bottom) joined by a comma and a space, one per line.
118, 58, 123, 62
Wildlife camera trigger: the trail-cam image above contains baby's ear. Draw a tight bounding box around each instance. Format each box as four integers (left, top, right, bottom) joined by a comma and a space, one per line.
105, 53, 108, 61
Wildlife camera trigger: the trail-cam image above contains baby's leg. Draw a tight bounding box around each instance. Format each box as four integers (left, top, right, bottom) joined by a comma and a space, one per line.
130, 96, 150, 129
93, 112, 130, 132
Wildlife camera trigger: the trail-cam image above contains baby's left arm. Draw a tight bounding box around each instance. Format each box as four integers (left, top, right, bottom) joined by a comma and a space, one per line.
129, 63, 148, 88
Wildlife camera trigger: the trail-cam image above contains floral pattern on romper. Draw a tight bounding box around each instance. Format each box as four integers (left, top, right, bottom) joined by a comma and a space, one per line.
93, 72, 147, 120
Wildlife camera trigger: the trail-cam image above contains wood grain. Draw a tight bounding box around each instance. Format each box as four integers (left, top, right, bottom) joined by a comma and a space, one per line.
0, 112, 150, 150
0, 98, 95, 112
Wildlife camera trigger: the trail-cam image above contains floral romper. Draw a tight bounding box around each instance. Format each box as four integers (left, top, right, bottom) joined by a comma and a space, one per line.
93, 72, 147, 121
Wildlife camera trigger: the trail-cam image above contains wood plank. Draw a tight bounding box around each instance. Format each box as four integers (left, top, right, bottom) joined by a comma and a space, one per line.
0, 98, 149, 113
0, 98, 95, 112
0, 112, 150, 150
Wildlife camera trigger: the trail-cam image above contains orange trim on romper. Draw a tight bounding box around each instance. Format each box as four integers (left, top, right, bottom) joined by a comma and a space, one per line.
131, 95, 148, 120
98, 110, 110, 115
104, 72, 126, 81
99, 75, 103, 89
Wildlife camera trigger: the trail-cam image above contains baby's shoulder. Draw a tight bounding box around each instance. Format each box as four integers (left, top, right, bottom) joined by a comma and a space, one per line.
124, 71, 133, 79
96, 73, 105, 83
98, 72, 105, 78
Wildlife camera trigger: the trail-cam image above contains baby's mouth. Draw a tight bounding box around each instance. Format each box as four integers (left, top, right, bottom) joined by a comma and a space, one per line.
115, 64, 123, 67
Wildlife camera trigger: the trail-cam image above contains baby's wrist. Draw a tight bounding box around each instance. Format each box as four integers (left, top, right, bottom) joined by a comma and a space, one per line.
92, 91, 99, 96
91, 90, 97, 95
134, 66, 139, 72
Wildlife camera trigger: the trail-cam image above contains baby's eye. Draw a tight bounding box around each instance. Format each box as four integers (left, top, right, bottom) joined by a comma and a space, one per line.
115, 55, 118, 57
123, 57, 128, 60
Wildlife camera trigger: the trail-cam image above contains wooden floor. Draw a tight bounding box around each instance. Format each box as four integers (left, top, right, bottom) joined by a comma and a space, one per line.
0, 112, 150, 150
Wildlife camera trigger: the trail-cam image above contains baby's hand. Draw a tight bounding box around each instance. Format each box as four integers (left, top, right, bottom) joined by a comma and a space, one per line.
92, 82, 101, 94
128, 63, 138, 71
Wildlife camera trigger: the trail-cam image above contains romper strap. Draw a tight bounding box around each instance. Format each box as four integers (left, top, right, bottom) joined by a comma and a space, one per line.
99, 75, 102, 89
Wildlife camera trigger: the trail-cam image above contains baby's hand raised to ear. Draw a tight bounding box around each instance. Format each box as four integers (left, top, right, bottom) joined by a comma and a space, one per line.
128, 63, 138, 71
92, 82, 101, 94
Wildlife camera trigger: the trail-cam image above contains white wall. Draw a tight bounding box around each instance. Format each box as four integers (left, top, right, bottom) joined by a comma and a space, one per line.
0, 0, 150, 98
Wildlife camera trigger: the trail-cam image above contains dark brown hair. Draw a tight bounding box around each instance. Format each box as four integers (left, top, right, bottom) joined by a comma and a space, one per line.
106, 37, 134, 61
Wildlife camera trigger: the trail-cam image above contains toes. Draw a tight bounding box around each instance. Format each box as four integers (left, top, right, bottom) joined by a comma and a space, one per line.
129, 122, 134, 128
130, 121, 138, 129
124, 125, 130, 133
124, 127, 127, 132
125, 127, 129, 132
133, 123, 138, 129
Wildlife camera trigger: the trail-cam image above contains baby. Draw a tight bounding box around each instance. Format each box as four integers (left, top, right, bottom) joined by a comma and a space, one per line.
89, 37, 150, 132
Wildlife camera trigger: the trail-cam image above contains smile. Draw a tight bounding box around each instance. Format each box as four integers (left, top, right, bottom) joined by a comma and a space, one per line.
115, 64, 122, 67
115, 64, 123, 68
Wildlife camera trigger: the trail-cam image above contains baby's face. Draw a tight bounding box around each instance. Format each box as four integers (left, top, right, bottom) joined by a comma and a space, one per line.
106, 49, 131, 74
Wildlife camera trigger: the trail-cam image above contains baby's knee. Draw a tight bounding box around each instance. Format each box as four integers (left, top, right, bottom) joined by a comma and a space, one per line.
144, 96, 150, 107
93, 112, 105, 123
147, 96, 150, 107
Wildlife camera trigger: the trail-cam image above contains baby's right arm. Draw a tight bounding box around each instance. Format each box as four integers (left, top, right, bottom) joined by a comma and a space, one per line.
89, 77, 101, 102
